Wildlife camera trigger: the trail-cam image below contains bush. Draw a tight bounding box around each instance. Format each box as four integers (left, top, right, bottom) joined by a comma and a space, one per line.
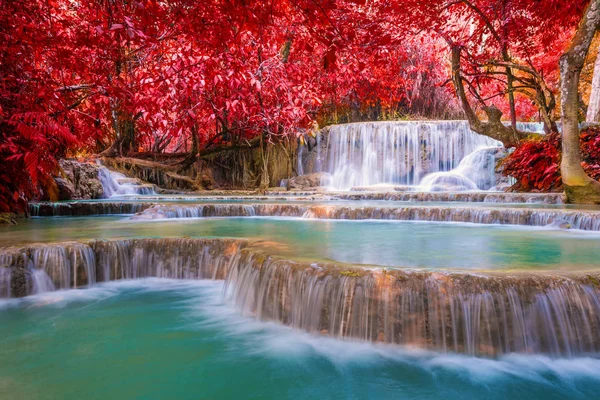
502, 127, 600, 192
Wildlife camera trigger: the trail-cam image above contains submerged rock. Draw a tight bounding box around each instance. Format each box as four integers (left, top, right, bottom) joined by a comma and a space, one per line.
546, 218, 572, 229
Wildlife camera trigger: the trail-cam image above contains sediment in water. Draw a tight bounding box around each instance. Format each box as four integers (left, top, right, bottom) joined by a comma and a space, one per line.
1, 237, 600, 357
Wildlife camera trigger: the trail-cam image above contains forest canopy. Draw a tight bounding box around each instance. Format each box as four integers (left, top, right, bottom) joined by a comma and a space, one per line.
0, 0, 597, 210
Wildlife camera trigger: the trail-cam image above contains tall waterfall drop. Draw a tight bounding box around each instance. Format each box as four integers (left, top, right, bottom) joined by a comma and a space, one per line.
323, 121, 503, 190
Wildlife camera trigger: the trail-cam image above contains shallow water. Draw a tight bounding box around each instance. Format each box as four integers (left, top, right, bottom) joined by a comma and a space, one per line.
40, 196, 600, 210
0, 279, 598, 400
2, 216, 600, 271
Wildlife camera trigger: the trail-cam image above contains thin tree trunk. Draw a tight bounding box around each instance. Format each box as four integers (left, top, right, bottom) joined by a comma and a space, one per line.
587, 42, 600, 123
560, 0, 600, 203
181, 125, 199, 170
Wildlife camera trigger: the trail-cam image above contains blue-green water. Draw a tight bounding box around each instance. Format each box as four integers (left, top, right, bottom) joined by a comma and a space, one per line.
39, 196, 600, 210
2, 216, 600, 271
1, 279, 599, 400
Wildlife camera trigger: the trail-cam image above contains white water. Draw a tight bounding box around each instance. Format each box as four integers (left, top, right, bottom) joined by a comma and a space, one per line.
30, 269, 55, 294
419, 146, 498, 191
324, 121, 502, 190
97, 166, 155, 197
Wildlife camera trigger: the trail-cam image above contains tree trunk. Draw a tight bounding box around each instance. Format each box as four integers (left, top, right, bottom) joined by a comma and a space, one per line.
100, 109, 136, 157
561, 0, 600, 203
181, 125, 199, 170
587, 42, 600, 123
450, 46, 537, 147
259, 133, 271, 190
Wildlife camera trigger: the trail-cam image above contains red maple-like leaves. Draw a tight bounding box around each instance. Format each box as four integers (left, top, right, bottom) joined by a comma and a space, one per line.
503, 127, 600, 192
0, 0, 593, 211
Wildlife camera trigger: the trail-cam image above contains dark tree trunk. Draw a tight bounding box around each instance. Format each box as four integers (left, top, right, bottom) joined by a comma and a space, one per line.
450, 46, 537, 147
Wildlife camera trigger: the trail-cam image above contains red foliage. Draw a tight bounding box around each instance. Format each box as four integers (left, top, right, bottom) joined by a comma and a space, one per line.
502, 132, 562, 192
0, 0, 592, 211
503, 128, 600, 192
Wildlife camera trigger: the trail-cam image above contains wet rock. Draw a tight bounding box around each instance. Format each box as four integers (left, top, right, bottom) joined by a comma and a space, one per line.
55, 177, 75, 200
10, 267, 28, 298
547, 218, 572, 229
287, 172, 331, 189
51, 159, 104, 200
0, 213, 18, 225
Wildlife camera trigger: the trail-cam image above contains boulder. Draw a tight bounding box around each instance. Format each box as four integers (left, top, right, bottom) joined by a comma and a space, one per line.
55, 177, 75, 200
50, 159, 104, 200
287, 172, 331, 189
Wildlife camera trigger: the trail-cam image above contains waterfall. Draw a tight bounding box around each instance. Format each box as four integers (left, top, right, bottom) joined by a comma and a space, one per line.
30, 201, 151, 217
223, 251, 600, 357
131, 204, 307, 220
333, 191, 564, 203
30, 270, 55, 294
2, 237, 600, 357
0, 267, 11, 298
97, 164, 155, 198
516, 122, 545, 133
297, 146, 305, 176
419, 147, 499, 191
129, 203, 600, 231
324, 121, 502, 190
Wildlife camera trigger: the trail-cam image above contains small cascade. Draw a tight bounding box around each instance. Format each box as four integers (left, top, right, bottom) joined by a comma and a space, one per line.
297, 145, 305, 176
324, 121, 501, 190
30, 201, 152, 217
2, 237, 600, 357
516, 122, 546, 133
419, 147, 499, 191
30, 269, 55, 294
97, 164, 155, 198
129, 203, 600, 231
223, 252, 600, 357
24, 243, 97, 290
0, 238, 247, 297
302, 205, 600, 231
333, 191, 564, 204
0, 267, 11, 298
131, 204, 309, 220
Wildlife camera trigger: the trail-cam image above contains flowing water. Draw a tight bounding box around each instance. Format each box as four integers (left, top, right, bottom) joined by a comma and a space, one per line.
1, 280, 599, 400
97, 166, 155, 197
2, 121, 600, 398
2, 216, 600, 271
324, 121, 502, 190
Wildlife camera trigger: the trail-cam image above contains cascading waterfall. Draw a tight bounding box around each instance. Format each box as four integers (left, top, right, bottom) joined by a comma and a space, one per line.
97, 164, 155, 197
2, 237, 599, 357
419, 147, 499, 191
324, 121, 502, 190
223, 251, 600, 357
516, 122, 546, 133
334, 191, 564, 203
129, 203, 600, 231
0, 267, 11, 298
30, 201, 152, 217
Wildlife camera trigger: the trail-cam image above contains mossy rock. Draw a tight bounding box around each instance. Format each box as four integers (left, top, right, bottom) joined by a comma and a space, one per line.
0, 213, 18, 225
339, 269, 364, 278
